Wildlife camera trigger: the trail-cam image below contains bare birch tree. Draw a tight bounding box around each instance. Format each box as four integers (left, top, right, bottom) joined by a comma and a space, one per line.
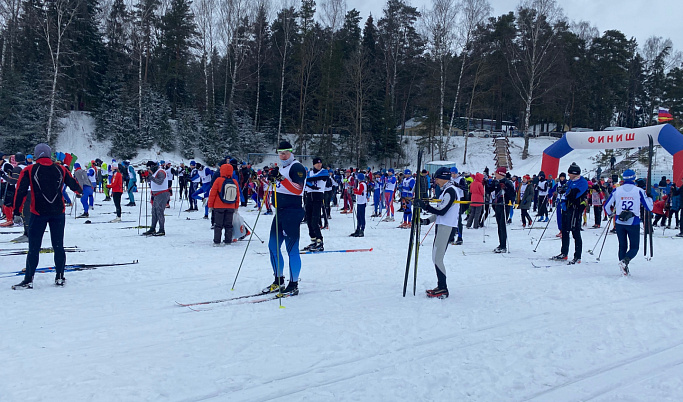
194, 0, 216, 115
42, 0, 79, 142
506, 0, 564, 159
274, 0, 296, 145
252, 0, 271, 131
422, 0, 459, 160
445, 0, 490, 150
219, 0, 251, 113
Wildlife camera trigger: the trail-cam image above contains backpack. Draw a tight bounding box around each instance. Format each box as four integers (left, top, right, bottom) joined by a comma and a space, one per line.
219, 178, 238, 204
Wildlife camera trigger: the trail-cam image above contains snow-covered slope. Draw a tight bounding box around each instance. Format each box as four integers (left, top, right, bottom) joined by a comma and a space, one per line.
54, 111, 674, 178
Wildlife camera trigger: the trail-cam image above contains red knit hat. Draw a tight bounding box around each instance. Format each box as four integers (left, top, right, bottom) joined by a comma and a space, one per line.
495, 166, 507, 175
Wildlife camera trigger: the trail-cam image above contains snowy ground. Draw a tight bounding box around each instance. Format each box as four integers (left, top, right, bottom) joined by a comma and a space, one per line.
2, 191, 683, 401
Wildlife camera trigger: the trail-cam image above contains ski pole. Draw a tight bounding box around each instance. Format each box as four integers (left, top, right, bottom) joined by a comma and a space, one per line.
138, 181, 144, 235
232, 184, 272, 290
596, 216, 613, 261
532, 207, 555, 252
588, 219, 611, 255
242, 221, 264, 243
420, 221, 435, 246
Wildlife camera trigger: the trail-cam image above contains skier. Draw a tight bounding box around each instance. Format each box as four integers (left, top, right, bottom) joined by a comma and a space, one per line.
142, 161, 170, 236
186, 161, 200, 212
207, 162, 239, 245
552, 163, 588, 264
536, 171, 550, 221
487, 167, 513, 253
302, 157, 328, 251
125, 161, 137, 207
350, 172, 368, 237
0, 153, 25, 227
519, 175, 534, 227
399, 169, 415, 229
11, 143, 82, 289
382, 169, 397, 221
107, 163, 124, 223
415, 167, 461, 299
448, 167, 466, 244
466, 173, 485, 229
589, 184, 605, 228
603, 169, 654, 275
262, 141, 306, 297
73, 163, 93, 218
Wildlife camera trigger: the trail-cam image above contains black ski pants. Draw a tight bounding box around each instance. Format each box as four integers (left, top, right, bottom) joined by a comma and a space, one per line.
25, 213, 66, 282
494, 204, 507, 249
561, 206, 584, 260
306, 196, 323, 241
113, 192, 122, 218
213, 208, 235, 244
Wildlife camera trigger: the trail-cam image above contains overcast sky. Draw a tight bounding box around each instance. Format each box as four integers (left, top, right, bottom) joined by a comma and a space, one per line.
344, 0, 682, 52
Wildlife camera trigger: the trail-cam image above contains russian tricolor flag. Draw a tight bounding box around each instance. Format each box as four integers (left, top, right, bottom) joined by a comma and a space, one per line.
658, 107, 674, 123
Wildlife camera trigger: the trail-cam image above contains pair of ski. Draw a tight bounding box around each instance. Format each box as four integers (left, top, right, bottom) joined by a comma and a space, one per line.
176, 289, 341, 310
0, 246, 81, 257
254, 248, 373, 256
0, 260, 139, 278
530, 258, 598, 268
403, 149, 423, 297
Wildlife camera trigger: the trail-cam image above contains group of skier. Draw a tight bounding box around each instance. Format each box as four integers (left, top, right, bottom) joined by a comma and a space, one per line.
1, 143, 678, 299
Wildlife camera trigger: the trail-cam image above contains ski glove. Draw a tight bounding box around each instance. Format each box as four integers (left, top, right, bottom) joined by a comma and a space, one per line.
420, 218, 431, 226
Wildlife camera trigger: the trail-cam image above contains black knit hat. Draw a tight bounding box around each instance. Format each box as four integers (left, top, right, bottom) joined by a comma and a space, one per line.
434, 167, 451, 180
568, 162, 581, 175
313, 157, 322, 164
277, 141, 293, 152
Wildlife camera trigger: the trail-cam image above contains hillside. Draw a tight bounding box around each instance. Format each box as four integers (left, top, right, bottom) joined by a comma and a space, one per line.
54, 112, 673, 179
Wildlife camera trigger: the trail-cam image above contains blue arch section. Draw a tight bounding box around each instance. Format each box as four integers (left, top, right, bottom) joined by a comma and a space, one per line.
542, 135, 572, 159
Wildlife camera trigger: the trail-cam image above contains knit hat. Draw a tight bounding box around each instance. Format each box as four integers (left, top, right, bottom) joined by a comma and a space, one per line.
495, 166, 507, 175
34, 143, 52, 160
559, 172, 566, 178
622, 169, 636, 181
568, 163, 581, 175
313, 157, 322, 165
277, 141, 293, 152
538, 170, 546, 179
74, 163, 81, 169
450, 166, 458, 174
434, 167, 451, 180
357, 173, 365, 181
404, 169, 411, 176
14, 152, 25, 163
26, 154, 33, 160
388, 168, 395, 173
190, 160, 196, 166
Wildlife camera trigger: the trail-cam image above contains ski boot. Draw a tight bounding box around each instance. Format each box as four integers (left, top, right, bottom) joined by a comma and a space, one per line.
142, 229, 156, 236
493, 247, 506, 253
567, 258, 581, 265
619, 258, 630, 276
262, 276, 285, 294
349, 229, 360, 237
55, 273, 65, 286
426, 287, 449, 299
276, 281, 299, 297
302, 238, 317, 251
356, 230, 364, 237
110, 217, 122, 223
454, 238, 463, 245
152, 230, 165, 236
551, 253, 568, 261
77, 212, 89, 218
309, 240, 324, 252
12, 280, 33, 290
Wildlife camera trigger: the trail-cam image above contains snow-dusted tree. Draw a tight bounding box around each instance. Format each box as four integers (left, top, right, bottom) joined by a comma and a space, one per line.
641, 36, 682, 125
506, 0, 565, 159
193, 0, 215, 114
218, 0, 251, 114
0, 70, 50, 152
176, 106, 200, 158
139, 85, 173, 150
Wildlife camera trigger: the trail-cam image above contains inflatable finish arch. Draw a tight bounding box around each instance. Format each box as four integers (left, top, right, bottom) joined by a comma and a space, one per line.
540, 124, 683, 185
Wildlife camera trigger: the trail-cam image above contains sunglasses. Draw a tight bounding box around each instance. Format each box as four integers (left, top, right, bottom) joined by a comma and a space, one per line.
277, 149, 293, 155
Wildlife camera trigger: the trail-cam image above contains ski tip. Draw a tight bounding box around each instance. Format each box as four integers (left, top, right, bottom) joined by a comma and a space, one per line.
369, 248, 373, 251
279, 305, 286, 309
